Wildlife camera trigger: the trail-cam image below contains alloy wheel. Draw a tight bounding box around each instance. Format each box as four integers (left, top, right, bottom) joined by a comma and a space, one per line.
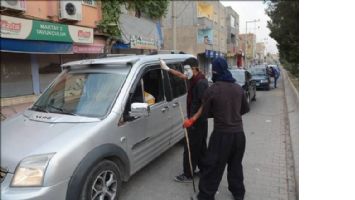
91, 170, 118, 200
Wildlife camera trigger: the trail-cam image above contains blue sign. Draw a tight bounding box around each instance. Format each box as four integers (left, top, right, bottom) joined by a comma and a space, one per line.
205, 49, 224, 58
0, 38, 72, 54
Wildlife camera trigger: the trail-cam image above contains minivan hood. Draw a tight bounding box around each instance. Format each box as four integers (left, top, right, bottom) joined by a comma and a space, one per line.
1, 111, 100, 173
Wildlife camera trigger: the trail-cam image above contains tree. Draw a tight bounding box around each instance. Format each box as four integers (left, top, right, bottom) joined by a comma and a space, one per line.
265, 0, 299, 77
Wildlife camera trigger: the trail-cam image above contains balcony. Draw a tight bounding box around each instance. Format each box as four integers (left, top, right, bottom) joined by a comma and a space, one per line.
197, 16, 213, 30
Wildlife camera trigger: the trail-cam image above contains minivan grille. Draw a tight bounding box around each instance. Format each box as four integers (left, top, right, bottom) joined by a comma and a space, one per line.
0, 167, 8, 183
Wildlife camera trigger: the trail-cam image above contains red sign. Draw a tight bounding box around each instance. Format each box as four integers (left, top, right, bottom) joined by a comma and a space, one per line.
73, 44, 104, 54
78, 30, 91, 38
1, 20, 22, 32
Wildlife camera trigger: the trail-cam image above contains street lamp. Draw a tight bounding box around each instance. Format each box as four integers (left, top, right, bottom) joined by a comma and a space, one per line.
245, 19, 260, 68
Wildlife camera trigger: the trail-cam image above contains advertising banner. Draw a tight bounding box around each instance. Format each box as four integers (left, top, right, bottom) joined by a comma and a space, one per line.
197, 29, 213, 44
0, 15, 93, 44
130, 35, 158, 50
73, 43, 104, 54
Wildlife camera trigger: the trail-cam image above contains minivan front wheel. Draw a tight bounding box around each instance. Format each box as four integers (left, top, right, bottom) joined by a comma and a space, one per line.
81, 160, 122, 200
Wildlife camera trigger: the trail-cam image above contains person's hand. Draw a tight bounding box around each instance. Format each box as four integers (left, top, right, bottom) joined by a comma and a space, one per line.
183, 118, 196, 128
160, 59, 170, 71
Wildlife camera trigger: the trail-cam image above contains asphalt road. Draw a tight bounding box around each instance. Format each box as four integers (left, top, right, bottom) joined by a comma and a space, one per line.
119, 77, 296, 200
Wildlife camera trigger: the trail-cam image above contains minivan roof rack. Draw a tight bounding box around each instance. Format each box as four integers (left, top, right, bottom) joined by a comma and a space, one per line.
149, 50, 185, 55
105, 54, 137, 57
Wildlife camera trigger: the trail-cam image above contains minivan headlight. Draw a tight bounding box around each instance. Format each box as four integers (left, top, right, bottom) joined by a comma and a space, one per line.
11, 153, 55, 187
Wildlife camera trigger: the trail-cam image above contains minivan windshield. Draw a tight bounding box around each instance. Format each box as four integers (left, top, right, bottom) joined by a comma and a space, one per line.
31, 65, 130, 118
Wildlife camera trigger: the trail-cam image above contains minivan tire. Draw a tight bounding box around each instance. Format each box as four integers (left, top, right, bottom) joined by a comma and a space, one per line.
80, 160, 122, 200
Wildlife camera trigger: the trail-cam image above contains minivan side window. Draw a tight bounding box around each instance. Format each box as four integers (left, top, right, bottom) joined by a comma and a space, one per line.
122, 68, 165, 122
142, 68, 165, 105
167, 63, 187, 98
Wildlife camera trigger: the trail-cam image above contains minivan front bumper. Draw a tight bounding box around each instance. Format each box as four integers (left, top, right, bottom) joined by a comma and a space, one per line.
1, 174, 69, 200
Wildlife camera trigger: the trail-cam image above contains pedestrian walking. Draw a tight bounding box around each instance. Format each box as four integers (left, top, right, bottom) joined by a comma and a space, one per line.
160, 57, 209, 183
271, 66, 280, 88
185, 57, 250, 200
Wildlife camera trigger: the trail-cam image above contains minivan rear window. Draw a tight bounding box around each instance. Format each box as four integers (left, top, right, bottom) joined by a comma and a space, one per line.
32, 66, 130, 118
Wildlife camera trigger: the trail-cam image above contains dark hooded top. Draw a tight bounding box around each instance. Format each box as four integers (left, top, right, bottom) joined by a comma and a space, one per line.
202, 57, 250, 132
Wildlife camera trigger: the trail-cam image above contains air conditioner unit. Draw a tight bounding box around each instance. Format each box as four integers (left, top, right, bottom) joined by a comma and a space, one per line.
0, 0, 26, 12
59, 1, 82, 21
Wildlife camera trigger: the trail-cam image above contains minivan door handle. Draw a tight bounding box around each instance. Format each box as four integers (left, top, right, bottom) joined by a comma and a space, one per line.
161, 106, 169, 113
172, 102, 179, 108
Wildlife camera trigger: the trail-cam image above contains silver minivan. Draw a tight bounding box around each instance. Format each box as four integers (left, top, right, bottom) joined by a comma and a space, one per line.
1, 54, 193, 199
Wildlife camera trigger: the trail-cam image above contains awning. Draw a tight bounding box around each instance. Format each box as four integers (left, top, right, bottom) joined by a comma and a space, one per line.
0, 38, 72, 54
113, 42, 130, 49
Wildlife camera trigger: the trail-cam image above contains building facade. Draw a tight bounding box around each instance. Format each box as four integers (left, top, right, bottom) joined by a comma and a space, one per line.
225, 6, 240, 67
162, 1, 231, 76
238, 33, 256, 67
256, 42, 266, 64
1, 0, 104, 104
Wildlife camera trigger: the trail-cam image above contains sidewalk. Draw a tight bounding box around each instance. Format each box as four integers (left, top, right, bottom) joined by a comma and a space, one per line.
1, 102, 34, 121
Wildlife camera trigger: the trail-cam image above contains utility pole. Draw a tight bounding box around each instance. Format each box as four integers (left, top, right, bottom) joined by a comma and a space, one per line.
245, 19, 260, 68
172, 1, 176, 51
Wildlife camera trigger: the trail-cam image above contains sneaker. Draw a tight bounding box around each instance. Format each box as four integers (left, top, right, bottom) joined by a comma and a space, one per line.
174, 174, 192, 183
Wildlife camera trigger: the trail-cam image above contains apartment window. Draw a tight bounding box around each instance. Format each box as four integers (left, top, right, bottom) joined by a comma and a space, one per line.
231, 16, 235, 28
82, 0, 96, 6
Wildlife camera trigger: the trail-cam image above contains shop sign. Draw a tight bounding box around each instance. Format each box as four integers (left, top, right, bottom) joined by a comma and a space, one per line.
205, 50, 224, 58
73, 43, 104, 54
0, 15, 93, 44
130, 35, 158, 50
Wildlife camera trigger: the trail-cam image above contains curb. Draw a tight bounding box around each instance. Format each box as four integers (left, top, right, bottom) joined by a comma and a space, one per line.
285, 70, 299, 100
281, 67, 299, 198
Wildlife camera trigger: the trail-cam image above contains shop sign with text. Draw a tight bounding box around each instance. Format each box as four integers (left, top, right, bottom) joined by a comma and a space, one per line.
0, 15, 93, 44
73, 44, 104, 54
130, 35, 158, 50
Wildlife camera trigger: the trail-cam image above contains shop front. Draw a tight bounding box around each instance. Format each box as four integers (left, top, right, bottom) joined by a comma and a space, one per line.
0, 15, 102, 99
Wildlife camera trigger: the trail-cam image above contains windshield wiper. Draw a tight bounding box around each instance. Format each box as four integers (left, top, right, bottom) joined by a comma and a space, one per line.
47, 104, 78, 116
30, 104, 49, 113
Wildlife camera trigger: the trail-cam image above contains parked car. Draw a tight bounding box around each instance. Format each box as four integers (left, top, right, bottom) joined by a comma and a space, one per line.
229, 68, 256, 105
1, 54, 193, 199
249, 65, 271, 90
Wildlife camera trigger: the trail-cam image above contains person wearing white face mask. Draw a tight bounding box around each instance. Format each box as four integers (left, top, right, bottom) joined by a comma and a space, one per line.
160, 57, 209, 183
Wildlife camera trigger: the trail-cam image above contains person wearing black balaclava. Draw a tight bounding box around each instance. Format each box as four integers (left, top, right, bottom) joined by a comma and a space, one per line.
160, 57, 209, 183
186, 57, 249, 200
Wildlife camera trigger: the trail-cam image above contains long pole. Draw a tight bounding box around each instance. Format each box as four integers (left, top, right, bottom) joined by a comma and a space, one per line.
245, 22, 248, 68
178, 104, 196, 193
245, 19, 260, 68
172, 1, 176, 51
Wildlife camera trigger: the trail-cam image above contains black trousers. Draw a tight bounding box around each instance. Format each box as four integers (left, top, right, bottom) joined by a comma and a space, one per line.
183, 120, 208, 178
197, 130, 246, 200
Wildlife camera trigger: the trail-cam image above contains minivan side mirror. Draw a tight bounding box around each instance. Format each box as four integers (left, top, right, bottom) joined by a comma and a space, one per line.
129, 103, 149, 118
